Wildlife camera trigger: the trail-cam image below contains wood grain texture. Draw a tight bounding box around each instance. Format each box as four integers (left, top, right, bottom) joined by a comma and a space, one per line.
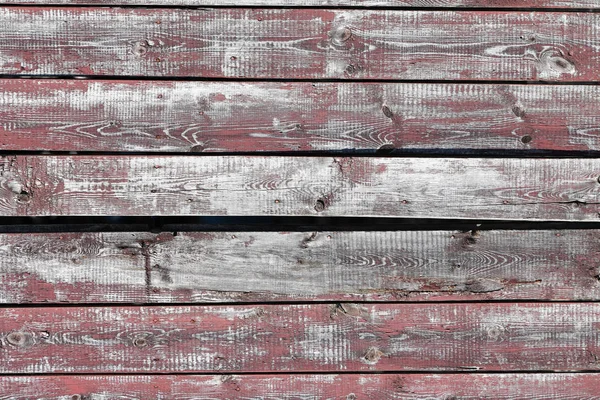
3, 303, 600, 373
6, 80, 600, 153
2, 374, 600, 399
5, 0, 600, 8
1, 155, 600, 220
0, 8, 597, 81
2, 230, 600, 304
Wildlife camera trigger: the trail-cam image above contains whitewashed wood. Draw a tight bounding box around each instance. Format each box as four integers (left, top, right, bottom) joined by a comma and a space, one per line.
0, 155, 599, 220
2, 230, 600, 304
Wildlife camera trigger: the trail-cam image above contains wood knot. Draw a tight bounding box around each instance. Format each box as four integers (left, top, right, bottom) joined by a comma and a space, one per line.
377, 143, 395, 154
133, 335, 150, 348
190, 144, 205, 153
381, 105, 393, 119
16, 190, 31, 203
485, 324, 507, 341
528, 48, 576, 79
331, 26, 352, 46
521, 135, 533, 144
314, 198, 327, 212
362, 347, 384, 364
131, 40, 149, 57
512, 105, 525, 118
597, 175, 600, 184
6, 331, 34, 348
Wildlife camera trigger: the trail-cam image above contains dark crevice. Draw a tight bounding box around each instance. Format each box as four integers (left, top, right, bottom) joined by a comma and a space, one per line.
0, 4, 599, 12
3, 149, 600, 158
1, 370, 600, 377
6, 75, 600, 86
0, 216, 600, 233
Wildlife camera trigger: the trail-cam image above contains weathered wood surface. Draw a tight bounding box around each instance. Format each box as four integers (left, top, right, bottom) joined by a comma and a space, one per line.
6, 0, 600, 8
2, 230, 600, 304
3, 303, 600, 373
6, 80, 600, 153
0, 8, 596, 81
2, 374, 600, 399
1, 155, 599, 220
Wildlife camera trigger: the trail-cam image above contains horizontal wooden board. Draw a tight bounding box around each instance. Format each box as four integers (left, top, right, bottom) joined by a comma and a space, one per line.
5, 0, 600, 8
1, 155, 599, 220
6, 80, 600, 153
3, 303, 600, 373
2, 230, 600, 304
2, 373, 600, 399
0, 9, 598, 81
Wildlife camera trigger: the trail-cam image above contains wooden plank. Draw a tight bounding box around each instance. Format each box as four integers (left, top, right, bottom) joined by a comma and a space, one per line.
1, 155, 599, 220
5, 80, 600, 153
2, 230, 600, 304
2, 303, 600, 373
5, 0, 600, 8
2, 374, 600, 399
0, 8, 598, 81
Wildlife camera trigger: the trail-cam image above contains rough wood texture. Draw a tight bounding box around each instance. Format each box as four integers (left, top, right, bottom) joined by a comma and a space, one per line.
2, 374, 600, 399
0, 8, 597, 81
5, 0, 600, 7
1, 155, 599, 220
3, 303, 600, 373
2, 230, 600, 304
6, 80, 600, 153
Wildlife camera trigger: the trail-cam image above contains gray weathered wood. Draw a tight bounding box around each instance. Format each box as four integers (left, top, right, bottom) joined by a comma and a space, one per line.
2, 230, 600, 304
1, 155, 599, 220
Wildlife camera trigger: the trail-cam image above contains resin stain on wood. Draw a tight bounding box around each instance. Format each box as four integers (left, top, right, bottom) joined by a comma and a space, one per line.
1, 230, 600, 304
5, 81, 600, 153
0, 8, 595, 81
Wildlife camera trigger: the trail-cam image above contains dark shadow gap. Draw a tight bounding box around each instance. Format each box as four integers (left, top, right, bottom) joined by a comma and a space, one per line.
0, 4, 599, 13
0, 216, 599, 233
0, 369, 599, 377
8, 75, 600, 85
4, 149, 600, 158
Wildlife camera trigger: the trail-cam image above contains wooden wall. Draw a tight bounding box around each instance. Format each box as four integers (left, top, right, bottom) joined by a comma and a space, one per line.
1, 0, 600, 398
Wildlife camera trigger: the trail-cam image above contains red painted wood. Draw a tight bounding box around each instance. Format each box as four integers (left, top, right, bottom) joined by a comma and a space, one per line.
0, 8, 596, 81
2, 230, 600, 304
3, 0, 600, 8
3, 80, 600, 153
1, 155, 599, 220
2, 303, 600, 373
2, 373, 600, 399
